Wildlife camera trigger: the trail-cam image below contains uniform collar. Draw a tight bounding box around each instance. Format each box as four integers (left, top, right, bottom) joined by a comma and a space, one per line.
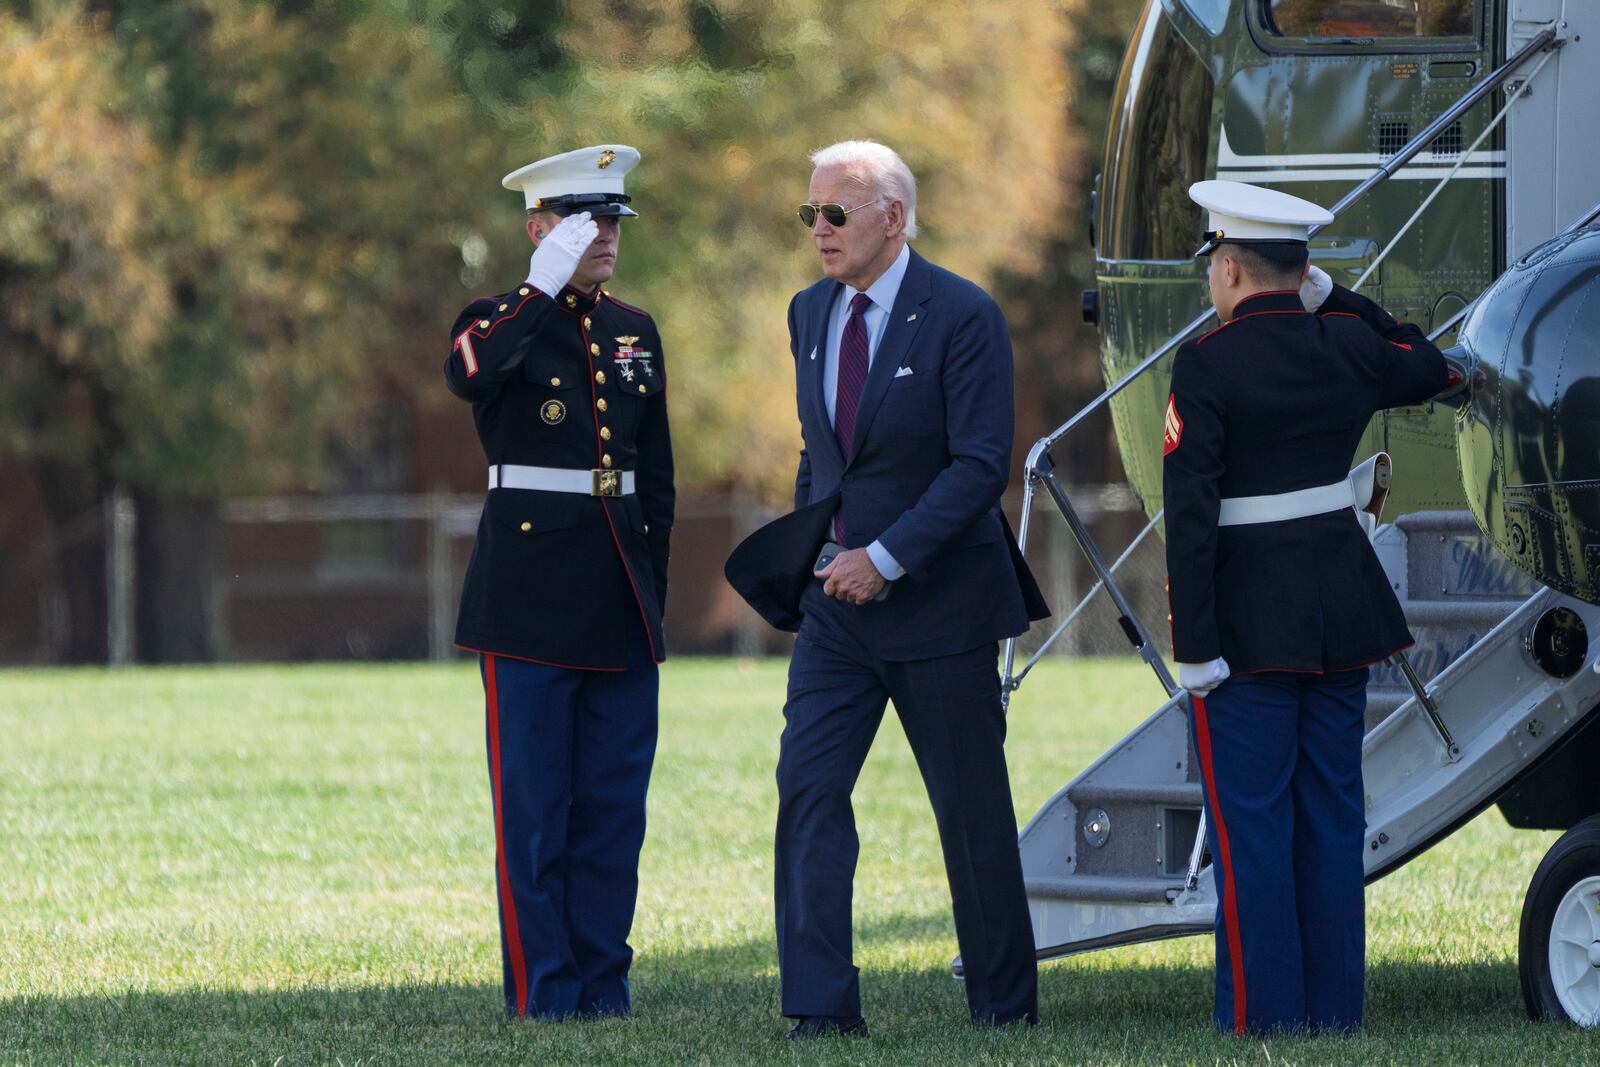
1229, 289, 1306, 319
555, 284, 602, 315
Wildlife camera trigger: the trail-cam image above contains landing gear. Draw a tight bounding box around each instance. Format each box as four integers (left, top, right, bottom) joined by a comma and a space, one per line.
1520, 815, 1600, 1026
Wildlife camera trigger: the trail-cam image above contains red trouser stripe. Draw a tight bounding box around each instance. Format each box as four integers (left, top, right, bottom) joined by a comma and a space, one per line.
1192, 693, 1247, 1035
485, 655, 529, 1015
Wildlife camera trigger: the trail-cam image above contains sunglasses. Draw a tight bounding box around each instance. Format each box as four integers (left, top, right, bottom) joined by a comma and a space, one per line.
797, 198, 882, 228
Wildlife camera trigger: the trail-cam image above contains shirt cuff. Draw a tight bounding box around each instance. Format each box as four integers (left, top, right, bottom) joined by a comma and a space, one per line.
866, 540, 905, 581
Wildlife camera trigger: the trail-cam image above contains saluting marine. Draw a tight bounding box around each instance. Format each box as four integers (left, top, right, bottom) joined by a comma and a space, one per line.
1163, 180, 1448, 1036
443, 144, 673, 1020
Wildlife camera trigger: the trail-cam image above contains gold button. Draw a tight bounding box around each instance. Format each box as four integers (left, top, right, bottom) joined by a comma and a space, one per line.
498, 304, 508, 311
596, 398, 608, 412
602, 454, 613, 468
583, 317, 592, 329
519, 521, 532, 532
479, 319, 491, 328
590, 343, 600, 356
550, 377, 561, 387
595, 371, 606, 385
600, 427, 611, 441
638, 384, 647, 394
566, 295, 577, 307
519, 287, 530, 296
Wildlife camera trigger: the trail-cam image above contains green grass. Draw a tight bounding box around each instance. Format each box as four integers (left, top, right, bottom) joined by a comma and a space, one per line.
0, 658, 1592, 1064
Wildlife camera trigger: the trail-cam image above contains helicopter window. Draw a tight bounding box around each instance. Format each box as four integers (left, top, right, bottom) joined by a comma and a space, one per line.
1102, 12, 1213, 260
1264, 1, 1475, 40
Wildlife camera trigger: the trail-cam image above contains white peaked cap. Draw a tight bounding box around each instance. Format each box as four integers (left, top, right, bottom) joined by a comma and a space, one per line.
1188, 179, 1335, 254
502, 144, 641, 214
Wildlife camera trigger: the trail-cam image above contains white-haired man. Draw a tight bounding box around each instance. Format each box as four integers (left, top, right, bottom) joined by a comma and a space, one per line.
727, 140, 1048, 1037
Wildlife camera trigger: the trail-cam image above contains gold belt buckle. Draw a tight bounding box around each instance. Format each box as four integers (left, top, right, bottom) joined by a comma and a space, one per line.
592, 469, 623, 497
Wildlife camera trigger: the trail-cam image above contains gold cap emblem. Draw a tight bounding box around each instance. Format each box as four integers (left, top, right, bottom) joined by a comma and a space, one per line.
597, 149, 616, 169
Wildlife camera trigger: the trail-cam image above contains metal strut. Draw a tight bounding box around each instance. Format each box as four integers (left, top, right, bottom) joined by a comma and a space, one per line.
1034, 452, 1178, 698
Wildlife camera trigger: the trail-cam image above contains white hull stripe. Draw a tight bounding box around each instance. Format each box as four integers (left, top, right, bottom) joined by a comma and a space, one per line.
1217, 165, 1504, 183
1217, 126, 1504, 182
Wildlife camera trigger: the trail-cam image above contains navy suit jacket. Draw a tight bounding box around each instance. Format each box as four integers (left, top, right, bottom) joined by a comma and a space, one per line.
775, 246, 1046, 660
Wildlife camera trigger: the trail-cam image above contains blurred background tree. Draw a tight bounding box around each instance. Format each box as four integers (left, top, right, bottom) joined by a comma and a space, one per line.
0, 0, 1150, 662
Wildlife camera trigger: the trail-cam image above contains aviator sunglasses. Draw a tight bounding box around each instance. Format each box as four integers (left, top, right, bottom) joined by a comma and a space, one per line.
797, 198, 883, 228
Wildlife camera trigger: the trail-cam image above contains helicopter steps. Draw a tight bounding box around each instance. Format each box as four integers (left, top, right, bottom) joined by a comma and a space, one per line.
1003, 511, 1599, 965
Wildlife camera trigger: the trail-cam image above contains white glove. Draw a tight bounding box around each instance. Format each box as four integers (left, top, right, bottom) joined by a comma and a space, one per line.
524, 211, 597, 296
1179, 657, 1231, 698
1299, 264, 1333, 312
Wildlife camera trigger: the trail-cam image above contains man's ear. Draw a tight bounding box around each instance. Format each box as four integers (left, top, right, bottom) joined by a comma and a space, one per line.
526, 218, 543, 246
884, 198, 905, 237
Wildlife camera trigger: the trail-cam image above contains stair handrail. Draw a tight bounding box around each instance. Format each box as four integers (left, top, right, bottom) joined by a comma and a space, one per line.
1003, 25, 1570, 707
1030, 24, 1560, 463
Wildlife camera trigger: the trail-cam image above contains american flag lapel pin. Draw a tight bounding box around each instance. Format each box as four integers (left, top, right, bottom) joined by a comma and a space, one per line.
906, 313, 918, 322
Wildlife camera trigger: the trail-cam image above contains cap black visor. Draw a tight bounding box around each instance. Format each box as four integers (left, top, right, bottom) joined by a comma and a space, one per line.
531, 192, 638, 218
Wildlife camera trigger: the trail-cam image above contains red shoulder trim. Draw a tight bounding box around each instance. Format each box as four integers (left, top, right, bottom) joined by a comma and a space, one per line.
1195, 319, 1238, 345
1198, 308, 1310, 343
602, 291, 651, 317
462, 289, 544, 341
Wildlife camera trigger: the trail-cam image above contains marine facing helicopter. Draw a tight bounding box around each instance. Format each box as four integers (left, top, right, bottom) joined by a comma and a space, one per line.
993, 0, 1600, 1027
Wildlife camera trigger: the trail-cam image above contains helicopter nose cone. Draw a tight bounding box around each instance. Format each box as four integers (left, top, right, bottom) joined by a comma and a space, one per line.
1456, 222, 1600, 605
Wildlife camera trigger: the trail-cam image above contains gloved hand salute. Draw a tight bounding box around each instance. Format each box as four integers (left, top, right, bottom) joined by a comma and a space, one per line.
525, 210, 598, 296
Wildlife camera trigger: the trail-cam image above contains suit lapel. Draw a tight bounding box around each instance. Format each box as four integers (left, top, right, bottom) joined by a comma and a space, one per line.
847, 248, 931, 463
805, 280, 845, 467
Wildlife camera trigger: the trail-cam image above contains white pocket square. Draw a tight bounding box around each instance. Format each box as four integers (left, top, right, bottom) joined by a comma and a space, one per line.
894, 366, 914, 378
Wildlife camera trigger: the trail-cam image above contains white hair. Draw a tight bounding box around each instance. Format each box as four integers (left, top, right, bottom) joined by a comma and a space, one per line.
809, 139, 919, 239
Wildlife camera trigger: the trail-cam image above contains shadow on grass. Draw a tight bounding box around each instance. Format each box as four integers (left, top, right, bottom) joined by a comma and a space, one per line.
0, 919, 1584, 1066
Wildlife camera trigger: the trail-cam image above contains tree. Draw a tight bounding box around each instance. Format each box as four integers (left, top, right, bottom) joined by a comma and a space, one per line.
418, 0, 1082, 499
0, 1, 500, 659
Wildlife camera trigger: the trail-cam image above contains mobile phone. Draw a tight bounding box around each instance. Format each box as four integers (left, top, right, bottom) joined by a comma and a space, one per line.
813, 541, 891, 601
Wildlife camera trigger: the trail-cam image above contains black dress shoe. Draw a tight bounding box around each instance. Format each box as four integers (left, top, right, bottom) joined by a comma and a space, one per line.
786, 1015, 869, 1039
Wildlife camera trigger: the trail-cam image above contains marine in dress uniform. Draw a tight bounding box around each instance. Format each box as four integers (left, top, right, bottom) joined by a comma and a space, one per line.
1163, 180, 1448, 1035
442, 144, 673, 1019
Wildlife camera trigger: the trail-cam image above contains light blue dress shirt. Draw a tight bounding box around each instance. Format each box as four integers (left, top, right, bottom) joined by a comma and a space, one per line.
822, 242, 911, 581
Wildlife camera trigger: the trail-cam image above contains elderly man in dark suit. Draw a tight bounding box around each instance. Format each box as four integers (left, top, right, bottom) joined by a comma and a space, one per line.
742, 139, 1048, 1038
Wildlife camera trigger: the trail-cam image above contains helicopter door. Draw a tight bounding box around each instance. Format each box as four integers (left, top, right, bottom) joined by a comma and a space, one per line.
1504, 0, 1599, 261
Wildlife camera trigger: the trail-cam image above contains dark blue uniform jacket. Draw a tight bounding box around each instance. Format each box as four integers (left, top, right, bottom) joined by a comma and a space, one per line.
1163, 285, 1448, 673
444, 282, 673, 670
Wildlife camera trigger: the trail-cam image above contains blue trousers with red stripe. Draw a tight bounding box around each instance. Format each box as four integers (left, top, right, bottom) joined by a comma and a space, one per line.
1189, 667, 1368, 1036
479, 612, 658, 1019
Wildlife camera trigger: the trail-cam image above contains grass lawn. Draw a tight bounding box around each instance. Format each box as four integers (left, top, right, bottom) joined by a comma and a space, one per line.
0, 656, 1593, 1065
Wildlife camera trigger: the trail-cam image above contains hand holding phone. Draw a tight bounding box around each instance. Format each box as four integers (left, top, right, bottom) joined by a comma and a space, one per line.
812, 547, 889, 604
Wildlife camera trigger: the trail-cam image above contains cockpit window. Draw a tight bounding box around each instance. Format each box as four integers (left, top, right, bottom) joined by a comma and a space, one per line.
1264, 0, 1475, 39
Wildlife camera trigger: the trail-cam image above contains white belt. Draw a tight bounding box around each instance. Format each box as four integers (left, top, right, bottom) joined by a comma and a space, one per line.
1217, 452, 1390, 527
488, 464, 635, 496
1217, 481, 1355, 526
